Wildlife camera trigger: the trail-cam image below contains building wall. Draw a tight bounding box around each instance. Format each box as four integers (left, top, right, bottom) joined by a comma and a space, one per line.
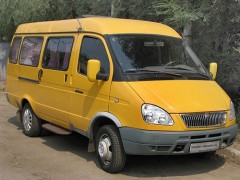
0, 42, 10, 81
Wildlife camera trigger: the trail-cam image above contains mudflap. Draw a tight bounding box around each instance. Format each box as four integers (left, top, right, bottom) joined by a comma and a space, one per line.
88, 140, 95, 152
16, 110, 22, 123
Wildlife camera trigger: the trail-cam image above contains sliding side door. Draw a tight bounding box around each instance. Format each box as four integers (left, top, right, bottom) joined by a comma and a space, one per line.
37, 35, 75, 128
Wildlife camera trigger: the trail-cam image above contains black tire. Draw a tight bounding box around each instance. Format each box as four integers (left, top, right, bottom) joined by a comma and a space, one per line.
95, 125, 126, 173
22, 103, 42, 137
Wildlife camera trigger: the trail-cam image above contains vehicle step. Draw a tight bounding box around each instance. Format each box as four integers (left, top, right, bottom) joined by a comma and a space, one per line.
42, 123, 72, 135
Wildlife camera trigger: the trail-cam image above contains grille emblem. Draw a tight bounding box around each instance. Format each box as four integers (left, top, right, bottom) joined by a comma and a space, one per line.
204, 113, 210, 119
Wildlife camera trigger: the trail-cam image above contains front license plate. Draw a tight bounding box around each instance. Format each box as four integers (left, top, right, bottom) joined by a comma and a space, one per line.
190, 141, 220, 153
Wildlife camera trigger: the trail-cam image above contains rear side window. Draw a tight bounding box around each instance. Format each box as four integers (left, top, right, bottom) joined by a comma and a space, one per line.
20, 37, 43, 67
79, 36, 110, 75
42, 37, 74, 71
9, 37, 22, 64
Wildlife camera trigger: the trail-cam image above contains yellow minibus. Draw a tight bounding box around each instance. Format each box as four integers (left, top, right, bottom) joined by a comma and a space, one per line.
6, 17, 238, 172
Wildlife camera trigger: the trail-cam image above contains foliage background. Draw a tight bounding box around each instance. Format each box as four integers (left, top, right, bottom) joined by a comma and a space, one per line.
0, 0, 239, 117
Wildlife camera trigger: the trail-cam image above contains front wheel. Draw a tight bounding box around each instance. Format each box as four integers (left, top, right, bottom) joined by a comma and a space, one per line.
95, 125, 126, 173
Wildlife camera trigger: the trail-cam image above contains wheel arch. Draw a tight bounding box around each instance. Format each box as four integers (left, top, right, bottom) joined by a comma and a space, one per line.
21, 98, 29, 109
20, 95, 38, 115
87, 112, 123, 140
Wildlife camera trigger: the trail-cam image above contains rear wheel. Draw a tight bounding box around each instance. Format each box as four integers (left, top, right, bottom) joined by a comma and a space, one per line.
95, 125, 126, 173
22, 103, 42, 137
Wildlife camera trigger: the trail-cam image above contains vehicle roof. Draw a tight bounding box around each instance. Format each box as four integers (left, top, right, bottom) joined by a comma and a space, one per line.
15, 17, 181, 38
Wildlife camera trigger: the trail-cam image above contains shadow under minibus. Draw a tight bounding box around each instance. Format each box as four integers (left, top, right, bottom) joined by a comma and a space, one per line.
8, 116, 226, 177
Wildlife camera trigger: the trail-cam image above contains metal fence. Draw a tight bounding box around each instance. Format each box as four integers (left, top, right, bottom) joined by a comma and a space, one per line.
0, 42, 10, 81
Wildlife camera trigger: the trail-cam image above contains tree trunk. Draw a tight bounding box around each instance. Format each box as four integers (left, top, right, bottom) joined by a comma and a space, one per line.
111, 1, 115, 17
182, 23, 192, 46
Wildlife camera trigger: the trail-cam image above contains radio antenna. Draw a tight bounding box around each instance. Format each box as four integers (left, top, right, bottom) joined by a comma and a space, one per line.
77, 18, 82, 33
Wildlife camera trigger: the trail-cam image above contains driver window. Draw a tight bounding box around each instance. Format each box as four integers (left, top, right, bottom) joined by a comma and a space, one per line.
78, 36, 110, 76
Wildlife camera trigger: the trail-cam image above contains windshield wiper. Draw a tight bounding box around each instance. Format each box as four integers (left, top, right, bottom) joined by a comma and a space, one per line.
165, 66, 210, 78
124, 69, 159, 74
159, 71, 183, 77
125, 69, 184, 77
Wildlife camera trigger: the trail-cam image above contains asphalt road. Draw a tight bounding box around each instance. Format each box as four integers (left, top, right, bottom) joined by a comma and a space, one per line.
0, 92, 239, 180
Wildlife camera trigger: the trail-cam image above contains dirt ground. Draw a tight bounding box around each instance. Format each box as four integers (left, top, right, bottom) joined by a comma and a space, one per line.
0, 91, 240, 180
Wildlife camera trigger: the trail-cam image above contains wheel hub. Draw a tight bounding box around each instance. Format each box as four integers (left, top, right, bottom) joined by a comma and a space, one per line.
98, 141, 108, 158
98, 135, 112, 165
23, 109, 32, 131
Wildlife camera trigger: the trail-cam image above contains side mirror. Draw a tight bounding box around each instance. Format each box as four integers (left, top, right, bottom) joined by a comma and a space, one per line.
87, 59, 100, 82
209, 62, 218, 80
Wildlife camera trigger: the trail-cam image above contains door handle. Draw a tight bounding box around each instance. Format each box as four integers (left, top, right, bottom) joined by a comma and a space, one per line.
75, 89, 83, 94
64, 74, 68, 82
38, 69, 43, 81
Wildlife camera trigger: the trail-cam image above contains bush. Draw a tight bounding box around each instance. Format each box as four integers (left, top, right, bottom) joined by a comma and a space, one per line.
236, 110, 240, 124
236, 107, 240, 129
235, 100, 240, 132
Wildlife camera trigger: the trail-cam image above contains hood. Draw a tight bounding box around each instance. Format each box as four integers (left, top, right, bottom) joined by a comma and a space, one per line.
128, 80, 230, 113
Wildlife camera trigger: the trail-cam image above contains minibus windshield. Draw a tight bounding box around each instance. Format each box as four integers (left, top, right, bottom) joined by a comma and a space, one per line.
109, 35, 211, 80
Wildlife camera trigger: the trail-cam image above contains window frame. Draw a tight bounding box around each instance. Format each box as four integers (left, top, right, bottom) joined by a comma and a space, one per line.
19, 36, 44, 67
9, 36, 22, 64
78, 35, 110, 76
42, 36, 75, 71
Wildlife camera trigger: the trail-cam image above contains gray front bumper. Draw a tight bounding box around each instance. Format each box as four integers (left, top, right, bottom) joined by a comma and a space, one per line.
119, 124, 238, 155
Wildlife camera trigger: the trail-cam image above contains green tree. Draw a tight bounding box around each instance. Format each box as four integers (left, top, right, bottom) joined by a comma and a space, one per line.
0, 0, 18, 40
151, 0, 209, 46
192, 0, 240, 99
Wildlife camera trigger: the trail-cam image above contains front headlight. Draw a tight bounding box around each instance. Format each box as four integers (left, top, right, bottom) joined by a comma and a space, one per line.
229, 101, 235, 121
142, 104, 174, 125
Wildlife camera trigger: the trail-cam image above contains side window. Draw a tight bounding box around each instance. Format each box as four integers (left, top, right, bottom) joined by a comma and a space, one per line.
20, 37, 43, 66
9, 37, 22, 64
79, 36, 110, 75
42, 37, 74, 71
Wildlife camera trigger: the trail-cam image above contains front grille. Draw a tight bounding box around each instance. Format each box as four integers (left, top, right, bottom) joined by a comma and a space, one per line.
181, 112, 226, 128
